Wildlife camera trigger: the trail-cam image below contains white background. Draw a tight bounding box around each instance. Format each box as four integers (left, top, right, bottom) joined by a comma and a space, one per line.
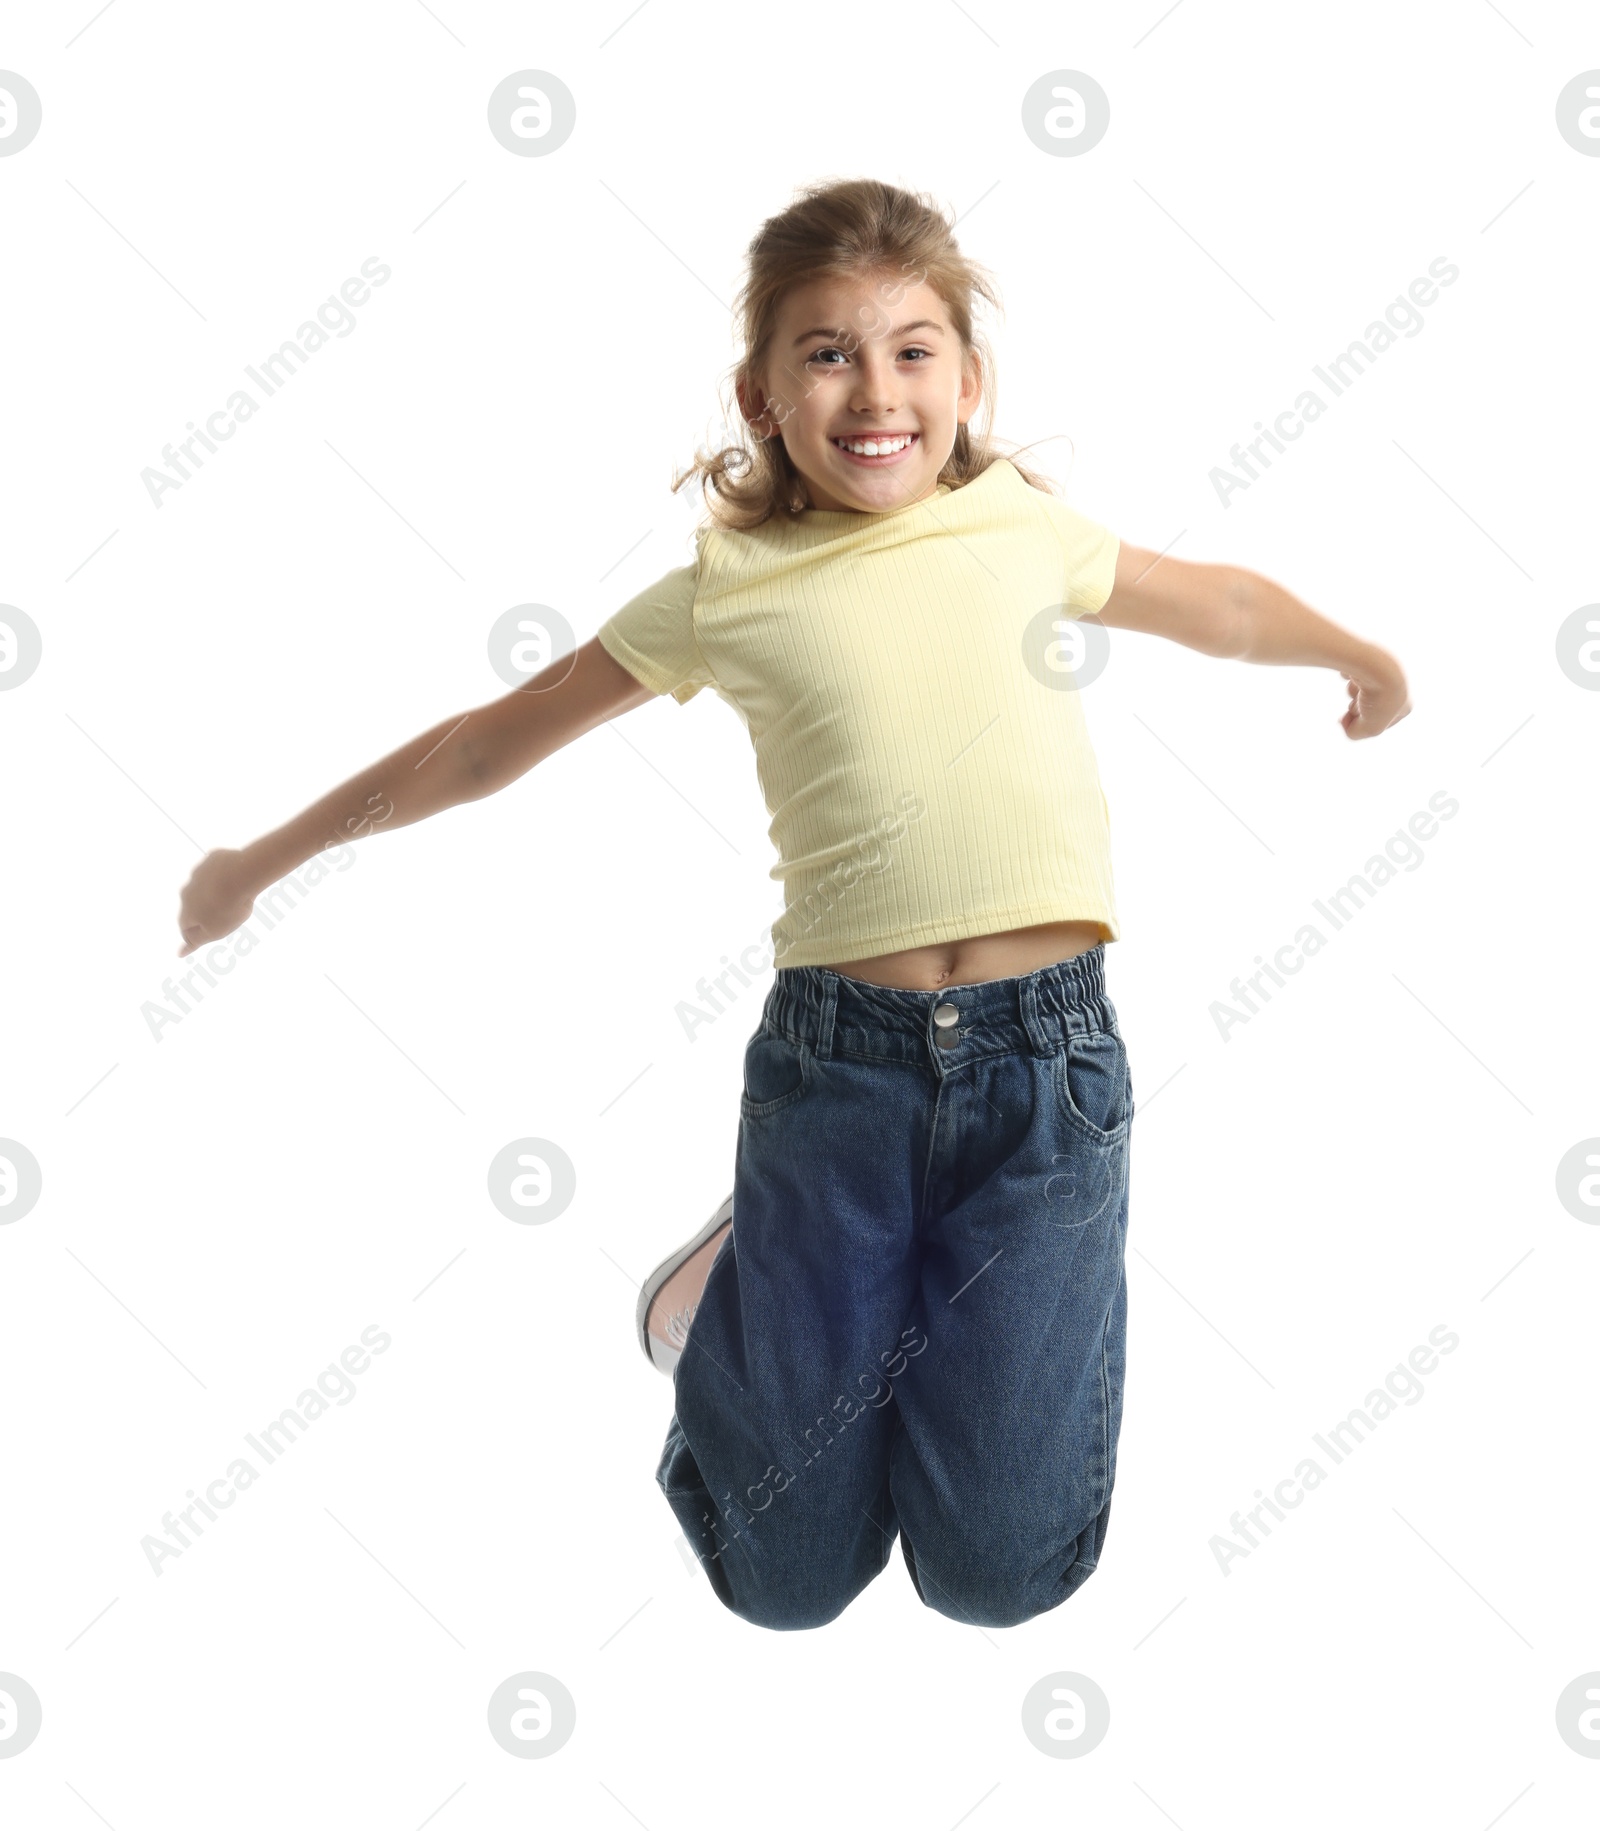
2, 0, 1598, 1823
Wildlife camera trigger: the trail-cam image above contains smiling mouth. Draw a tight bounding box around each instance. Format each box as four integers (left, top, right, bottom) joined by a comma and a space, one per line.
832, 432, 918, 463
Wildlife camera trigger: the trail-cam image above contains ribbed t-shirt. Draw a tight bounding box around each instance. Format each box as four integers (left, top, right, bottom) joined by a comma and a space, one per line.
596, 457, 1121, 968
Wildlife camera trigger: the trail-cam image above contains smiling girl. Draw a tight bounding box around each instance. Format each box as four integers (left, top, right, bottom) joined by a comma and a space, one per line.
177, 178, 1409, 1632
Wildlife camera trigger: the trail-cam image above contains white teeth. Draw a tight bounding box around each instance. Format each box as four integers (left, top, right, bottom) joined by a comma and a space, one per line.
836, 434, 913, 456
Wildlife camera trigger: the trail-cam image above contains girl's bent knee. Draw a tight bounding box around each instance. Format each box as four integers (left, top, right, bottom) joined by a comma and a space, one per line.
729, 1589, 858, 1632
915, 1548, 1105, 1629
683, 1537, 876, 1631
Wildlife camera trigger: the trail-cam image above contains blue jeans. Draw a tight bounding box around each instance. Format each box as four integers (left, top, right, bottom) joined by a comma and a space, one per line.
657, 942, 1135, 1631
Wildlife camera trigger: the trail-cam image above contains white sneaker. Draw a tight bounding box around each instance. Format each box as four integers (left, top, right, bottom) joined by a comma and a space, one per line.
636, 1194, 734, 1375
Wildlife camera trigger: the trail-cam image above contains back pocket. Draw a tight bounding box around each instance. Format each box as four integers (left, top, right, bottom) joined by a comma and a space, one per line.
1054, 1029, 1131, 1144
740, 1022, 809, 1119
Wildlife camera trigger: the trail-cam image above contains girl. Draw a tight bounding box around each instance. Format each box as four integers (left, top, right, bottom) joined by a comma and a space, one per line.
177, 178, 1410, 1633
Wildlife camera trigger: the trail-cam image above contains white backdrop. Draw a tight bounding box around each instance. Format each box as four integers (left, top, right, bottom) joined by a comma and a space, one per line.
3, 0, 1598, 1823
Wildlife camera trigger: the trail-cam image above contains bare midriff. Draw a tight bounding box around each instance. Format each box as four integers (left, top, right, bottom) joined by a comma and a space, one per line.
820, 919, 1106, 991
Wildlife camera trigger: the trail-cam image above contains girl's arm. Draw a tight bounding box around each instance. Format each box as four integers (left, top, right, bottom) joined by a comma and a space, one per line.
1093, 542, 1411, 740
176, 637, 654, 955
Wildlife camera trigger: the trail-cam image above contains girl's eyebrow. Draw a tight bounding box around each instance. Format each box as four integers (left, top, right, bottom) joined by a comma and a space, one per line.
790, 318, 946, 346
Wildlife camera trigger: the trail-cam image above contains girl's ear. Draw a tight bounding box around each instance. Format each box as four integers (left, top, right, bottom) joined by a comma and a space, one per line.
735, 373, 774, 439
956, 347, 985, 425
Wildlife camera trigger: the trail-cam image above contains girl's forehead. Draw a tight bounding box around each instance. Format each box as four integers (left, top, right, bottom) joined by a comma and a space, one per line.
776, 272, 951, 329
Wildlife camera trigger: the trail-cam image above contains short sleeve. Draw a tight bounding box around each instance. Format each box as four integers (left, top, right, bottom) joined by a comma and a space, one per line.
1039, 494, 1120, 616
596, 547, 714, 705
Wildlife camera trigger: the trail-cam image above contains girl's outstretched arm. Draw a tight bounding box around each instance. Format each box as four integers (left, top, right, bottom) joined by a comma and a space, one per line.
1094, 543, 1412, 740
176, 637, 654, 955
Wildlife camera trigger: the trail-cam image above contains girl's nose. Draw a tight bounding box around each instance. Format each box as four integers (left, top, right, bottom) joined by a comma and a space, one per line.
851, 371, 900, 414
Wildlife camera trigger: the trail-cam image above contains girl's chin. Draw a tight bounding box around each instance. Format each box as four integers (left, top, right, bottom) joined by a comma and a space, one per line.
805, 457, 933, 510
810, 484, 918, 513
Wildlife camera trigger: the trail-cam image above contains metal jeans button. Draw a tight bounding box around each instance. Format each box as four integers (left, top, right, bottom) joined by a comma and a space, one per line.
935, 1025, 960, 1049
933, 1002, 960, 1027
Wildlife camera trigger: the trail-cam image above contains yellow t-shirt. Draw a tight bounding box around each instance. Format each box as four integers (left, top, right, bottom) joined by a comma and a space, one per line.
596, 457, 1121, 968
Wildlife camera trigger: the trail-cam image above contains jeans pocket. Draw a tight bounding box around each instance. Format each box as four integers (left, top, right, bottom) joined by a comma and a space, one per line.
1054, 1028, 1132, 1145
740, 1021, 810, 1120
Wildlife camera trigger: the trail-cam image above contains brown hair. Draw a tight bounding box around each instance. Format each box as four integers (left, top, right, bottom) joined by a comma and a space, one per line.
672, 177, 1065, 532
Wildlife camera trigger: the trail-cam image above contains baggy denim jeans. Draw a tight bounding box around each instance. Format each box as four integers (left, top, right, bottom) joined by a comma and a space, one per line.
656, 942, 1135, 1631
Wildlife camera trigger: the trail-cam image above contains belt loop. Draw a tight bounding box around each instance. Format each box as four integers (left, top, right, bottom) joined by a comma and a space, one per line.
1018, 977, 1056, 1057
815, 971, 839, 1061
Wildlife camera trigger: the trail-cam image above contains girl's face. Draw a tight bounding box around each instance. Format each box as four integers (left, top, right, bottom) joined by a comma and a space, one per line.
740, 272, 983, 514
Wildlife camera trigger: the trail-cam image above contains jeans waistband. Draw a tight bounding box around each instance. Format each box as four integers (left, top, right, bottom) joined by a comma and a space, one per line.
763, 941, 1118, 1066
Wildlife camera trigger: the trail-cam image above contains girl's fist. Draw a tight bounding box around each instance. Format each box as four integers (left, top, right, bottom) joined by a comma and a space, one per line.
177, 848, 259, 956
1340, 654, 1412, 740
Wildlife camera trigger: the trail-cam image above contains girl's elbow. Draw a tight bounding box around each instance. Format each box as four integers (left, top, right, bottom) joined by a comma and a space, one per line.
1218, 569, 1258, 660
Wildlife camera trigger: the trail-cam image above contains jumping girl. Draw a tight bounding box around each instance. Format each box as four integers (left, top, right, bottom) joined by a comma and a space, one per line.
177, 177, 1411, 1632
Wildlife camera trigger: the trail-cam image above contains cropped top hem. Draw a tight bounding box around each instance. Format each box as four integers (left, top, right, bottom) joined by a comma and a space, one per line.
771, 900, 1120, 970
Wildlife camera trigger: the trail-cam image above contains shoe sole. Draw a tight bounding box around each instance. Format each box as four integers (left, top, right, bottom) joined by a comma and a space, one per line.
635, 1193, 734, 1372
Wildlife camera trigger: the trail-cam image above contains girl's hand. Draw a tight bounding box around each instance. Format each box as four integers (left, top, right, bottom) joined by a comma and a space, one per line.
1340, 652, 1412, 740
177, 847, 260, 956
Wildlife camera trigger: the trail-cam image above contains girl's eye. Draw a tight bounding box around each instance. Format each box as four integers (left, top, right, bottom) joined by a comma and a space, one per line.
808, 345, 934, 365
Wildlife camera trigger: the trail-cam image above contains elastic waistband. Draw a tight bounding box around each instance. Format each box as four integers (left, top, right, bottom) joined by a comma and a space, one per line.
763, 942, 1118, 1067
